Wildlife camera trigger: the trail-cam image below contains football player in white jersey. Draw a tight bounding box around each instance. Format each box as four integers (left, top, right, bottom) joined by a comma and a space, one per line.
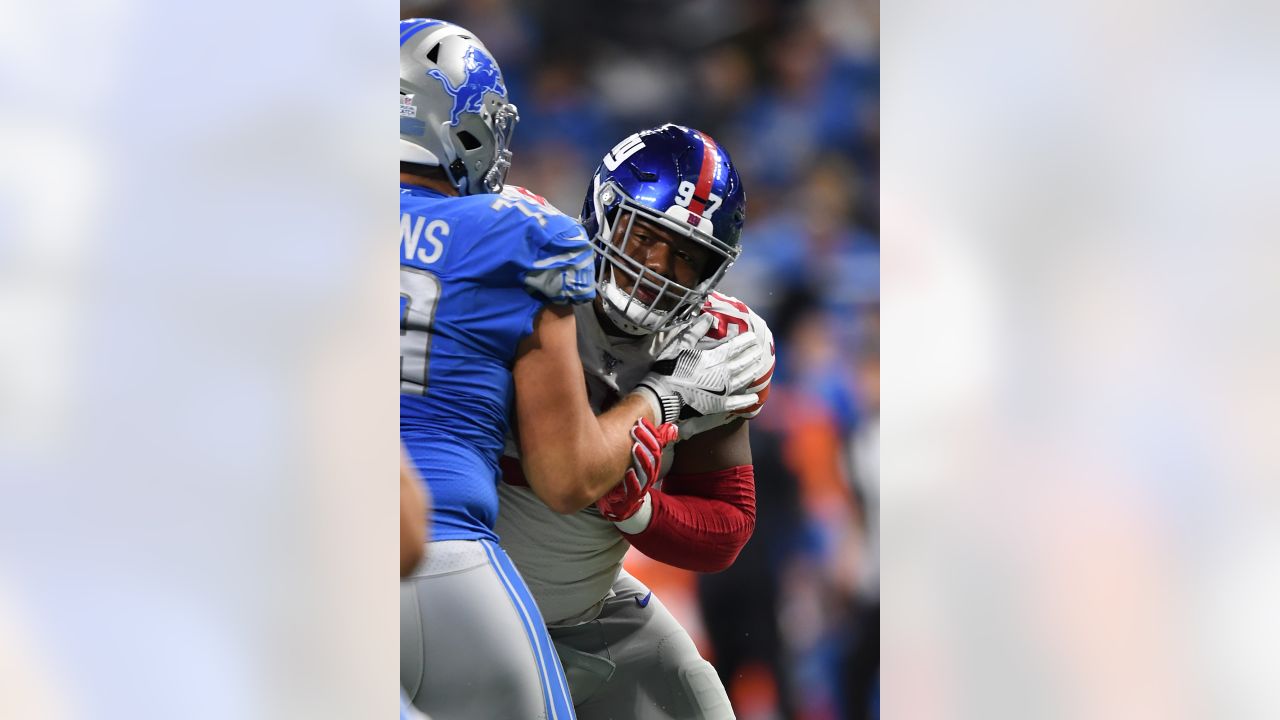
495, 124, 775, 719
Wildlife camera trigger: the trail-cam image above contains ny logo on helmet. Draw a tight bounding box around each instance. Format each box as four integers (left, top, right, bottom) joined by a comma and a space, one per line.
427, 46, 506, 127
603, 133, 645, 172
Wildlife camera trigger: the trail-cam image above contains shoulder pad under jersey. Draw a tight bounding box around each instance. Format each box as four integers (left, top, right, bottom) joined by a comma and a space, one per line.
495, 185, 595, 305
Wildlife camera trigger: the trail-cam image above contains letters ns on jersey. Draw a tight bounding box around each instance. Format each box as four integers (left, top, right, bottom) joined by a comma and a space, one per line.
402, 214, 449, 264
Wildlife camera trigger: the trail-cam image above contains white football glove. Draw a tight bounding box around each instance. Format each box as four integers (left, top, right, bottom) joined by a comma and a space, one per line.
635, 324, 767, 423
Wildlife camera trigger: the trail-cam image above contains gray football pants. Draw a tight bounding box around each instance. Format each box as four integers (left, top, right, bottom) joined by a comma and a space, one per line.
549, 571, 734, 719
401, 539, 576, 720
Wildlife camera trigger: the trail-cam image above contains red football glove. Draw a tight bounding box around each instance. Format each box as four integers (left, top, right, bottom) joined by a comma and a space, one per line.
596, 417, 679, 523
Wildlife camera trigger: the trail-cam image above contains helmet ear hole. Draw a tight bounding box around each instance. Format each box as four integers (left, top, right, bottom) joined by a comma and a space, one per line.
456, 131, 482, 151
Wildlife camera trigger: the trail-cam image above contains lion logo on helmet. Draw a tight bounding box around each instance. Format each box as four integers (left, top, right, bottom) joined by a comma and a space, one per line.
427, 46, 506, 127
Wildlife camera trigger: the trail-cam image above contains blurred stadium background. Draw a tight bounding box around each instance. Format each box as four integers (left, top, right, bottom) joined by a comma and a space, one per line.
9, 2, 1276, 717
403, 1, 880, 717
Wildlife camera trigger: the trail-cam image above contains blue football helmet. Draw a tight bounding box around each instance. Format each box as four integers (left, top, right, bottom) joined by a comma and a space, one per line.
581, 124, 747, 335
400, 19, 518, 195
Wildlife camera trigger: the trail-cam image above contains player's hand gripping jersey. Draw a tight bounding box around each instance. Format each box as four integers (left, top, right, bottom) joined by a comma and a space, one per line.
495, 291, 774, 624
401, 183, 594, 542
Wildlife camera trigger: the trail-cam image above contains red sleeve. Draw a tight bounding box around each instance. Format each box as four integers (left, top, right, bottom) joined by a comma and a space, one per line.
622, 465, 756, 573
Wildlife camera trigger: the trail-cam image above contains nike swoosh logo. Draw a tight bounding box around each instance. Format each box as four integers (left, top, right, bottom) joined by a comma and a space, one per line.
636, 591, 653, 608
708, 385, 728, 396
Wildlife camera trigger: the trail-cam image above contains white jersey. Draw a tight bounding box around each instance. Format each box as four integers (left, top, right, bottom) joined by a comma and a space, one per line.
495, 291, 773, 625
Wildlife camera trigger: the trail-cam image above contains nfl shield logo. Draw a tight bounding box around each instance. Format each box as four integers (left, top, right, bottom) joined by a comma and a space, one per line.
400, 94, 417, 118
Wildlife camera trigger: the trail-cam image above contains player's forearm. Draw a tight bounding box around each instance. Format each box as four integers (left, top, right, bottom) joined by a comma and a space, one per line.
514, 303, 660, 513
527, 392, 654, 513
584, 390, 658, 493
522, 392, 653, 513
620, 465, 756, 573
625, 490, 755, 572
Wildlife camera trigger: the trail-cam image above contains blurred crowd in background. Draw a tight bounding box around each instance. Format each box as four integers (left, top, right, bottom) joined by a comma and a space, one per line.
403, 1, 880, 717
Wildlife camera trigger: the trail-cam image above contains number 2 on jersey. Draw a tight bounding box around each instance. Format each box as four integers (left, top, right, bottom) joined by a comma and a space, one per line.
401, 267, 442, 395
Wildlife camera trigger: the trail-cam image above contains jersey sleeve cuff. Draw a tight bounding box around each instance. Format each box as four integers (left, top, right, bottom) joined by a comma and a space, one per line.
634, 384, 681, 425
612, 493, 653, 534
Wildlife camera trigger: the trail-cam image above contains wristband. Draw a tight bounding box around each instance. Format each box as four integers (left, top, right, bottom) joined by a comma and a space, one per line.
612, 493, 654, 534
635, 384, 682, 425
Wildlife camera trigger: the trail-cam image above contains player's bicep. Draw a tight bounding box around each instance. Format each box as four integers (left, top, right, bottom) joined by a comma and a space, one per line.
512, 304, 591, 465
669, 418, 751, 475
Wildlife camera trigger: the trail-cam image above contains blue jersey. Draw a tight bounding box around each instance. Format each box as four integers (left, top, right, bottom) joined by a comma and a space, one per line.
400, 183, 595, 541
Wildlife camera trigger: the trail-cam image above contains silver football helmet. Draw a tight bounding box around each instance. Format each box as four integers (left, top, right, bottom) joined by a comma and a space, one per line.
400, 19, 519, 195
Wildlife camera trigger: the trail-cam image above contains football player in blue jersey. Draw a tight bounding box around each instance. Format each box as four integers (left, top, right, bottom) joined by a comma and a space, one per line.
399, 21, 769, 720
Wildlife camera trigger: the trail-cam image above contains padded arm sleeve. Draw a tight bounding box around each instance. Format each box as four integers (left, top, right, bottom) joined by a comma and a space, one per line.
620, 465, 756, 573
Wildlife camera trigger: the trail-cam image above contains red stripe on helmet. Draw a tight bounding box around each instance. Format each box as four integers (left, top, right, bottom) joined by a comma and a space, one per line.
684, 131, 718, 218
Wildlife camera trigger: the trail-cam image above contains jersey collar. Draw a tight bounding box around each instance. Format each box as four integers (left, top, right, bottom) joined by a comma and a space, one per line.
400, 181, 449, 197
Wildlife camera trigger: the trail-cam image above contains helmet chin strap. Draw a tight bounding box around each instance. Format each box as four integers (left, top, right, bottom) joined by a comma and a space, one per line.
600, 277, 664, 336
